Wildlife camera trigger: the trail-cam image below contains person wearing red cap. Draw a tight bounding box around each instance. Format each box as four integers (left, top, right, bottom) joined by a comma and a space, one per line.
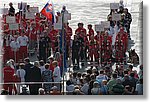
3, 61, 15, 95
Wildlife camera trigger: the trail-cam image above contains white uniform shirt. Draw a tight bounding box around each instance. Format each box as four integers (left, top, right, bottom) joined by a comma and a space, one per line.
53, 66, 61, 82
16, 69, 26, 82
10, 40, 20, 51
17, 35, 29, 46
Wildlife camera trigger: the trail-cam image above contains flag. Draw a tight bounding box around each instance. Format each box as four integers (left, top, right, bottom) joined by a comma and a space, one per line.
41, 0, 55, 23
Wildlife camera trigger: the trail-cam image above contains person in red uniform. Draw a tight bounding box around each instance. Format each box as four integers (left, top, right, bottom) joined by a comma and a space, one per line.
115, 33, 124, 64
48, 25, 58, 53
89, 35, 98, 68
65, 23, 72, 60
3, 61, 15, 95
75, 23, 86, 35
87, 24, 94, 40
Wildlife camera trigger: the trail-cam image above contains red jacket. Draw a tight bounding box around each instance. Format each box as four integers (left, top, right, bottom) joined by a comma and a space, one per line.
3, 66, 15, 83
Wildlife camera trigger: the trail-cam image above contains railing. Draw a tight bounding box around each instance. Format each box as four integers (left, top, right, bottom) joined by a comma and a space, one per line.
0, 81, 65, 95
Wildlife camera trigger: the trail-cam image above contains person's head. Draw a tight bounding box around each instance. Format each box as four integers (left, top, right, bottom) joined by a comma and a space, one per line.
1, 89, 9, 95
34, 61, 39, 67
22, 85, 28, 93
57, 11, 60, 16
121, 13, 125, 20
45, 63, 50, 69
112, 73, 117, 79
123, 69, 128, 75
9, 2, 13, 7
88, 24, 92, 29
116, 78, 122, 84
55, 52, 61, 61
52, 61, 58, 67
123, 8, 128, 14
86, 69, 92, 75
119, 6, 124, 11
48, 56, 54, 63
129, 65, 133, 71
38, 88, 45, 95
124, 74, 129, 80
66, 80, 73, 86
39, 60, 45, 66
107, 15, 112, 21
19, 63, 25, 69
102, 80, 107, 85
51, 86, 58, 92
130, 72, 135, 77
93, 81, 100, 88
62, 5, 66, 11
72, 72, 77, 78
77, 72, 82, 78
27, 5, 30, 10
99, 70, 104, 75
24, 58, 30, 64
90, 74, 96, 81
6, 60, 12, 67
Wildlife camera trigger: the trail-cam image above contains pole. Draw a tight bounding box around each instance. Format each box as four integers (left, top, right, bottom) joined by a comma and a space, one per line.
61, 10, 65, 95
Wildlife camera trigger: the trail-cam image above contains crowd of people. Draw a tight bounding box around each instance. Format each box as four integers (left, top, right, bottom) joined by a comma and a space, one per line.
0, 1, 143, 95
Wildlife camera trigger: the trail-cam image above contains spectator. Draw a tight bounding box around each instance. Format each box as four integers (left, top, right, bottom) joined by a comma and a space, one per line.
50, 86, 62, 95
42, 63, 52, 94
52, 61, 61, 91
8, 2, 15, 16
38, 88, 45, 95
135, 79, 143, 95
111, 79, 124, 95
66, 80, 75, 92
107, 73, 117, 94
81, 78, 89, 95
39, 60, 46, 74
91, 81, 101, 95
100, 80, 108, 95
96, 70, 108, 86
29, 61, 42, 95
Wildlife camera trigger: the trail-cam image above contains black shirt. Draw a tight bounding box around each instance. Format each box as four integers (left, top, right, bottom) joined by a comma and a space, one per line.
9, 6, 15, 16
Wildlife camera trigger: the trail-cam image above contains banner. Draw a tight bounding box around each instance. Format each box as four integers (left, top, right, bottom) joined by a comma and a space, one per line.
18, 2, 27, 9
9, 23, 19, 30
6, 16, 16, 23
54, 23, 62, 30
0, 8, 8, 15
95, 24, 104, 32
101, 21, 110, 29
25, 12, 35, 19
110, 3, 119, 9
112, 14, 121, 21
64, 13, 71, 23
29, 7, 39, 13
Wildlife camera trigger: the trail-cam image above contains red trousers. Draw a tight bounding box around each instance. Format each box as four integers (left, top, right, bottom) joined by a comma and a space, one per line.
19, 46, 28, 60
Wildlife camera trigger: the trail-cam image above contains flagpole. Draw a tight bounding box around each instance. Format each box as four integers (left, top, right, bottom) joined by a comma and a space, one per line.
61, 10, 65, 95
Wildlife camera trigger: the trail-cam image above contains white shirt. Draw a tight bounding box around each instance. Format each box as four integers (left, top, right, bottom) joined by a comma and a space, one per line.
81, 83, 89, 95
10, 40, 20, 51
16, 69, 26, 82
53, 66, 61, 82
5, 35, 14, 46
39, 66, 46, 74
17, 35, 28, 46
